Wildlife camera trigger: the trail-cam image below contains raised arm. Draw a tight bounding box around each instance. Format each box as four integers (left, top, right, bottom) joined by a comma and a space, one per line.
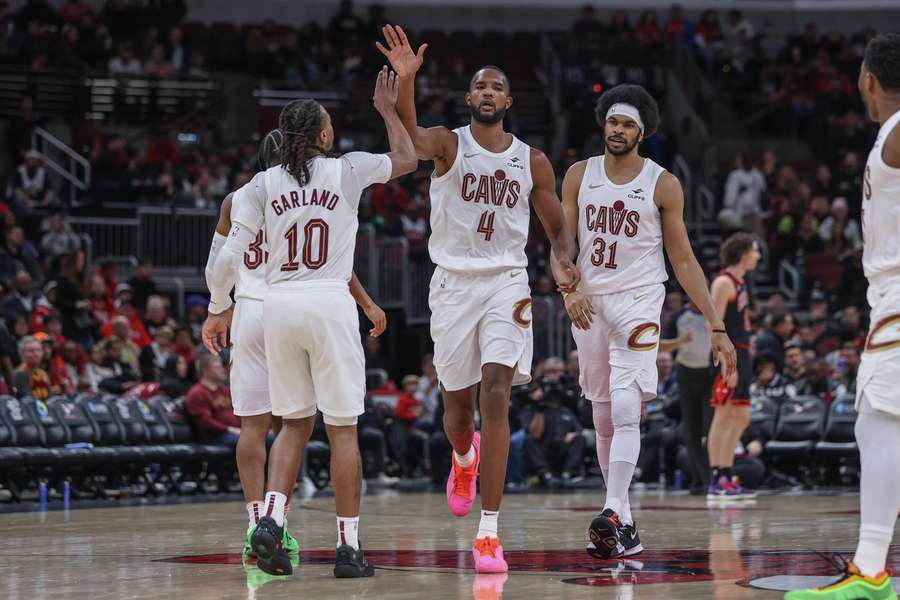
373, 66, 418, 179
657, 172, 736, 377
531, 149, 580, 293
377, 24, 457, 167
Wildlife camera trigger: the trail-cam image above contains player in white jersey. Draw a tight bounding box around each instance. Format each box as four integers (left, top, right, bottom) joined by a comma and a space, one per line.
551, 84, 736, 559
786, 33, 900, 600
204, 130, 387, 563
203, 68, 416, 579
377, 25, 580, 573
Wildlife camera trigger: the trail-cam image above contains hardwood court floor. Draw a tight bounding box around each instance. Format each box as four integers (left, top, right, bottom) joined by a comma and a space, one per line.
2, 490, 898, 599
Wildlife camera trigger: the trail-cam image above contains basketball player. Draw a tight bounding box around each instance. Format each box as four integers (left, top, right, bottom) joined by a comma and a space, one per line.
786, 32, 900, 600
705, 232, 759, 500
203, 67, 416, 578
552, 84, 737, 559
377, 25, 580, 573
204, 131, 387, 561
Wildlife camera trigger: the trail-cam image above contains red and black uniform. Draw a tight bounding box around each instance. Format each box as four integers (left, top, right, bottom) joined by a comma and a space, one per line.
714, 270, 752, 406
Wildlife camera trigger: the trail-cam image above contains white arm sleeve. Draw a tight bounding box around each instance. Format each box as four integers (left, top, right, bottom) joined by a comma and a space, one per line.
340, 152, 392, 210
231, 172, 267, 233
209, 222, 255, 314
204, 232, 228, 292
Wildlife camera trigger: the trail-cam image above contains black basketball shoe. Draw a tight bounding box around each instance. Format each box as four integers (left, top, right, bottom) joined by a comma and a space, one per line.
620, 521, 643, 556
251, 516, 294, 576
334, 543, 375, 578
587, 508, 625, 559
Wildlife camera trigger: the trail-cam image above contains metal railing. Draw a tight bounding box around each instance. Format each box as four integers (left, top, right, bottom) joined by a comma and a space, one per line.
136, 206, 217, 271
778, 259, 801, 301
376, 238, 410, 309
406, 261, 435, 326
31, 127, 91, 206
68, 216, 139, 260
354, 225, 378, 297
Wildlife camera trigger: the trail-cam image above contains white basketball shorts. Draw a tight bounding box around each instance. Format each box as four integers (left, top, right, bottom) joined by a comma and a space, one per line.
230, 298, 270, 416
262, 280, 365, 423
429, 266, 533, 392
572, 282, 665, 403
857, 280, 900, 417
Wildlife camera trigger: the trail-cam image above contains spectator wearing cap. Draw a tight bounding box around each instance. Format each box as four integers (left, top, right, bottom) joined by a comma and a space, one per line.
40, 213, 82, 262
754, 311, 794, 370
185, 354, 240, 447
11, 150, 56, 215
186, 294, 207, 341
127, 260, 158, 311
0, 270, 38, 324
0, 225, 43, 285
13, 335, 55, 399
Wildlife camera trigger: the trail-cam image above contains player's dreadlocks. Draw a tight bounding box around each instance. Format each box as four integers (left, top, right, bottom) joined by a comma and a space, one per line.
279, 99, 325, 187
595, 84, 661, 137
257, 129, 283, 170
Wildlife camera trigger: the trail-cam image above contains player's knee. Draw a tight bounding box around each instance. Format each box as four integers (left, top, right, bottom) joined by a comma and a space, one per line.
592, 401, 614, 437
240, 413, 272, 434
610, 386, 641, 431
443, 414, 474, 439
323, 413, 358, 427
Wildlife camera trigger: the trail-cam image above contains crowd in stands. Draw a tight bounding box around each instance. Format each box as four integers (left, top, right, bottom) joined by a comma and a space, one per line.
0, 3, 879, 495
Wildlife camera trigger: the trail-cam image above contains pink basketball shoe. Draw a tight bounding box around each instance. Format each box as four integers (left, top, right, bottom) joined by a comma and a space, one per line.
445, 432, 481, 517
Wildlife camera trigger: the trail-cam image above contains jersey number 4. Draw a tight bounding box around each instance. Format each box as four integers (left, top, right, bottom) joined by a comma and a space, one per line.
281, 219, 329, 271
477, 210, 495, 241
590, 237, 619, 269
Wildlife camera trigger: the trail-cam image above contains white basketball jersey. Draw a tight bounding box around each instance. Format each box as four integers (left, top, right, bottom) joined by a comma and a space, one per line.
233, 212, 268, 302
428, 126, 533, 273
862, 109, 900, 285
231, 153, 390, 288
576, 155, 668, 295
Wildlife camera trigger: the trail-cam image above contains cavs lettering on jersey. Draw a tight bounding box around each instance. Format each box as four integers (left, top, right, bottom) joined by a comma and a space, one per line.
862, 109, 900, 284
429, 125, 533, 273
577, 155, 668, 295
230, 153, 392, 286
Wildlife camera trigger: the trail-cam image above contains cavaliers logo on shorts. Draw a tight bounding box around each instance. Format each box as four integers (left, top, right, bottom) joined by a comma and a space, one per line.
627, 323, 660, 351
512, 298, 532, 328
864, 313, 900, 354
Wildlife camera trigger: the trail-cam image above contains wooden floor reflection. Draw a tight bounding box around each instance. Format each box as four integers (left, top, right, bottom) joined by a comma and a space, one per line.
2, 490, 897, 599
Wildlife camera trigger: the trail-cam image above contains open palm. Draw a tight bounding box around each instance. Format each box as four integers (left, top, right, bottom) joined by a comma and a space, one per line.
376, 24, 427, 78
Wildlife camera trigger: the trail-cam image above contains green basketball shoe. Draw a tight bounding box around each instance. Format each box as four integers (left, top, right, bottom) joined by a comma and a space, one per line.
785, 561, 897, 600
245, 519, 299, 556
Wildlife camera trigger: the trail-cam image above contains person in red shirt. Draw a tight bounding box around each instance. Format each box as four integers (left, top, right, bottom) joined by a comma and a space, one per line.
87, 273, 116, 330
387, 375, 427, 477
185, 353, 240, 447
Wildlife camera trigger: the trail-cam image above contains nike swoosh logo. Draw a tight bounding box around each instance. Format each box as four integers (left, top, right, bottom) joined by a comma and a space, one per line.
511, 271, 521, 278
464, 153, 480, 158
588, 183, 605, 189
633, 293, 648, 302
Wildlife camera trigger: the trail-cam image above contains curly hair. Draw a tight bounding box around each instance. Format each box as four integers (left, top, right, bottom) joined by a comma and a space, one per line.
279, 99, 325, 186
865, 33, 900, 92
594, 84, 660, 137
257, 129, 283, 170
719, 232, 757, 267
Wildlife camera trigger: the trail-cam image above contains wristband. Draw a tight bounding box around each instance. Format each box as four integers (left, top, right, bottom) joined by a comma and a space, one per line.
711, 328, 727, 334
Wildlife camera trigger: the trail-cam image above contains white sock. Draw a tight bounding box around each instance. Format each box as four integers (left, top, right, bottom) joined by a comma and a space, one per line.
476, 510, 499, 539
454, 445, 476, 468
337, 516, 360, 549
603, 384, 641, 521
620, 496, 633, 526
262, 491, 287, 527
247, 501, 262, 526
853, 394, 900, 577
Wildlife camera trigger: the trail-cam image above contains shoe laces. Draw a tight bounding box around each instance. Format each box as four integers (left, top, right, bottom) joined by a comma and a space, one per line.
474, 537, 501, 558
453, 462, 478, 497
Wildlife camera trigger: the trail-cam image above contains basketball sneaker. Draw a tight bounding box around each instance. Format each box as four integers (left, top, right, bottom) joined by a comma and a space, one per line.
244, 519, 300, 557
243, 553, 298, 593
446, 432, 481, 517
472, 536, 508, 573
619, 522, 643, 556
730, 476, 757, 500
251, 516, 294, 576
707, 475, 742, 500
334, 543, 375, 578
587, 508, 625, 559
784, 561, 896, 600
